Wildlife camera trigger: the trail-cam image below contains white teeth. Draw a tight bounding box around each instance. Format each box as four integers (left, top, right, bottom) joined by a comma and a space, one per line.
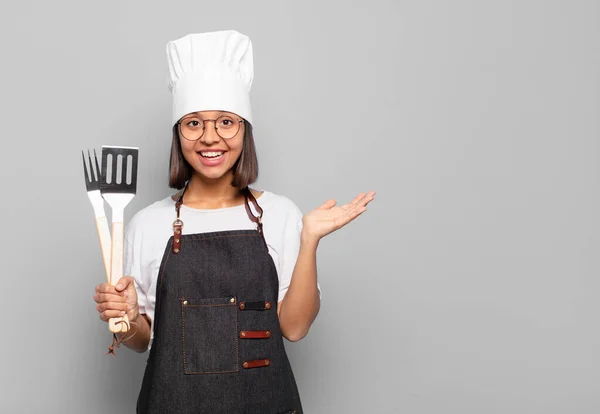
200, 151, 224, 158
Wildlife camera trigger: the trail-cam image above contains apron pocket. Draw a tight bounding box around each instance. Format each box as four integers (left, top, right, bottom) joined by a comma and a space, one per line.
181, 296, 238, 374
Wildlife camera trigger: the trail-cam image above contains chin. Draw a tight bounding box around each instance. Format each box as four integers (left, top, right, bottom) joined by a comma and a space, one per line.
195, 167, 233, 181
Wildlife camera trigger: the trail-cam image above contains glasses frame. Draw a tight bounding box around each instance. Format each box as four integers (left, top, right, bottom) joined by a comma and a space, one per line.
177, 115, 245, 141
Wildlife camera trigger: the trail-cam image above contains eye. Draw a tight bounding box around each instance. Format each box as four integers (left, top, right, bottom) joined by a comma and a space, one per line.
184, 119, 202, 129
218, 117, 235, 128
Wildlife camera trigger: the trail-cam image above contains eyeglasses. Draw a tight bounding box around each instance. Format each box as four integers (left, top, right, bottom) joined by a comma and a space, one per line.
178, 114, 244, 141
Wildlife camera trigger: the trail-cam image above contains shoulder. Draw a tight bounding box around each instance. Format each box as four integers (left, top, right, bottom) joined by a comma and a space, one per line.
252, 189, 302, 218
126, 196, 175, 237
131, 195, 175, 222
251, 189, 304, 238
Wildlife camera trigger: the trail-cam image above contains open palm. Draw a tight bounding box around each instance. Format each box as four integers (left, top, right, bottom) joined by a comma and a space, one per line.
303, 191, 375, 240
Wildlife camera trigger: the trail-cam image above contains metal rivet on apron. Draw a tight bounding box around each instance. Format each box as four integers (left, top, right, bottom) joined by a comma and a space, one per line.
243, 362, 249, 368
266, 331, 271, 337
174, 248, 180, 253
265, 302, 272, 310
230, 298, 235, 303
264, 360, 270, 366
241, 332, 246, 337
175, 230, 181, 234
183, 300, 188, 305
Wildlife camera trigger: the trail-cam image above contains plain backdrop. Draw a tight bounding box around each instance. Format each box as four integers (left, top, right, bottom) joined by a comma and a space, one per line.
0, 1, 598, 413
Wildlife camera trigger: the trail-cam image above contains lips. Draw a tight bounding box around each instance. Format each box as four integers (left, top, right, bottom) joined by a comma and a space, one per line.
196, 149, 227, 167
199, 151, 225, 159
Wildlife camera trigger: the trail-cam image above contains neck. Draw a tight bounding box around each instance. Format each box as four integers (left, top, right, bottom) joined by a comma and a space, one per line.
182, 172, 245, 209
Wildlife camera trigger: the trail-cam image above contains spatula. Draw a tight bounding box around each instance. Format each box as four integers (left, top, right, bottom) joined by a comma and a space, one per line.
100, 145, 139, 334
82, 149, 112, 283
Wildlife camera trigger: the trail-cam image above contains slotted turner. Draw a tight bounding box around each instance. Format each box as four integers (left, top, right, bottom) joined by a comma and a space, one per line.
100, 145, 139, 334
82, 149, 112, 283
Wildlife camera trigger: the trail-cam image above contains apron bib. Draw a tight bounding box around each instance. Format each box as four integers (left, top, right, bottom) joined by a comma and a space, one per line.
136, 187, 302, 414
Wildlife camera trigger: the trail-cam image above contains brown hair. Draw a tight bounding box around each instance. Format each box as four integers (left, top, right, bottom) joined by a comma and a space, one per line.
168, 121, 258, 190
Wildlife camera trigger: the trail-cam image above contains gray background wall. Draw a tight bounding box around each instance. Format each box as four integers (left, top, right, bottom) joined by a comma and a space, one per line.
0, 0, 598, 413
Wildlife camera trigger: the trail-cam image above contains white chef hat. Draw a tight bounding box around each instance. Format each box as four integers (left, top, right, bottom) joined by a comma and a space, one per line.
166, 30, 254, 126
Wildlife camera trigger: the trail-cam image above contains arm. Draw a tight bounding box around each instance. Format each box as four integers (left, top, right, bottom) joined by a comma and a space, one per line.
277, 233, 321, 342
116, 219, 151, 352
116, 313, 152, 353
277, 191, 375, 342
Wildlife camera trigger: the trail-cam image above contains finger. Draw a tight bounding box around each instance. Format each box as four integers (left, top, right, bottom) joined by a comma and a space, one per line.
93, 292, 126, 304
318, 199, 336, 210
344, 201, 369, 219
96, 301, 129, 313
355, 206, 368, 216
342, 193, 365, 209
99, 310, 127, 322
97, 283, 120, 294
349, 206, 366, 220
355, 204, 370, 216
341, 193, 368, 211
349, 191, 375, 209
115, 276, 135, 292
351, 192, 367, 204
360, 193, 376, 207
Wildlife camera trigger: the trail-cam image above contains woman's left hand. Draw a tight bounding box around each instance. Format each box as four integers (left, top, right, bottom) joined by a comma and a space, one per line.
302, 191, 376, 242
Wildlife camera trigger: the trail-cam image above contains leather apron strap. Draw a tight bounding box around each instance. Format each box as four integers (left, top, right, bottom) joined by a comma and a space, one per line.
172, 183, 267, 254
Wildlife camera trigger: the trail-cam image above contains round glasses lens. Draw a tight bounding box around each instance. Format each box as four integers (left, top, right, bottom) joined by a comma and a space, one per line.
215, 115, 239, 139
180, 117, 204, 141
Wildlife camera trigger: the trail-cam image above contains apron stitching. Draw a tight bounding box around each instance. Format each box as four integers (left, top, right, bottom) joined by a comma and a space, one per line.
180, 233, 263, 241
184, 370, 239, 374
181, 298, 187, 374
181, 300, 240, 375
184, 303, 237, 307
235, 300, 239, 371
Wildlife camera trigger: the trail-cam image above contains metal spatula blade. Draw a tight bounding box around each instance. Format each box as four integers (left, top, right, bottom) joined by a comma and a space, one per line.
100, 145, 139, 333
100, 146, 138, 195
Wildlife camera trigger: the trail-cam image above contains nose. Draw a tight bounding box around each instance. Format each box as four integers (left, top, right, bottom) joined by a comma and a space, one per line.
199, 120, 221, 145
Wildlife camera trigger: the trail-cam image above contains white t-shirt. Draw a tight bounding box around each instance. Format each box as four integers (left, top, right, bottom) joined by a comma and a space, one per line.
124, 190, 314, 346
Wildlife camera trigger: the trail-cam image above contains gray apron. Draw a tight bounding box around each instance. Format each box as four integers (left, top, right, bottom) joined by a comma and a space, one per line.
136, 186, 303, 413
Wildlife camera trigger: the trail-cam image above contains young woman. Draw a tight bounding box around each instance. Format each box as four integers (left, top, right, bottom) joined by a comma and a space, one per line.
93, 30, 374, 413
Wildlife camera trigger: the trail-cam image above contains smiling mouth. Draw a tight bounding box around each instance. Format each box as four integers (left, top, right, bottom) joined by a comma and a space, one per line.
199, 151, 225, 159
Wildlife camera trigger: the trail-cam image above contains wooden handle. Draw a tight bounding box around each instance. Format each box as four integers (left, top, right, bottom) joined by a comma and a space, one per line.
109, 221, 123, 286
109, 313, 130, 333
95, 216, 111, 284
108, 220, 128, 333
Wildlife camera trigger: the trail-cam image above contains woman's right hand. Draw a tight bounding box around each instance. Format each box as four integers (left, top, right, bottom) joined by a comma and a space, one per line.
94, 276, 139, 324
